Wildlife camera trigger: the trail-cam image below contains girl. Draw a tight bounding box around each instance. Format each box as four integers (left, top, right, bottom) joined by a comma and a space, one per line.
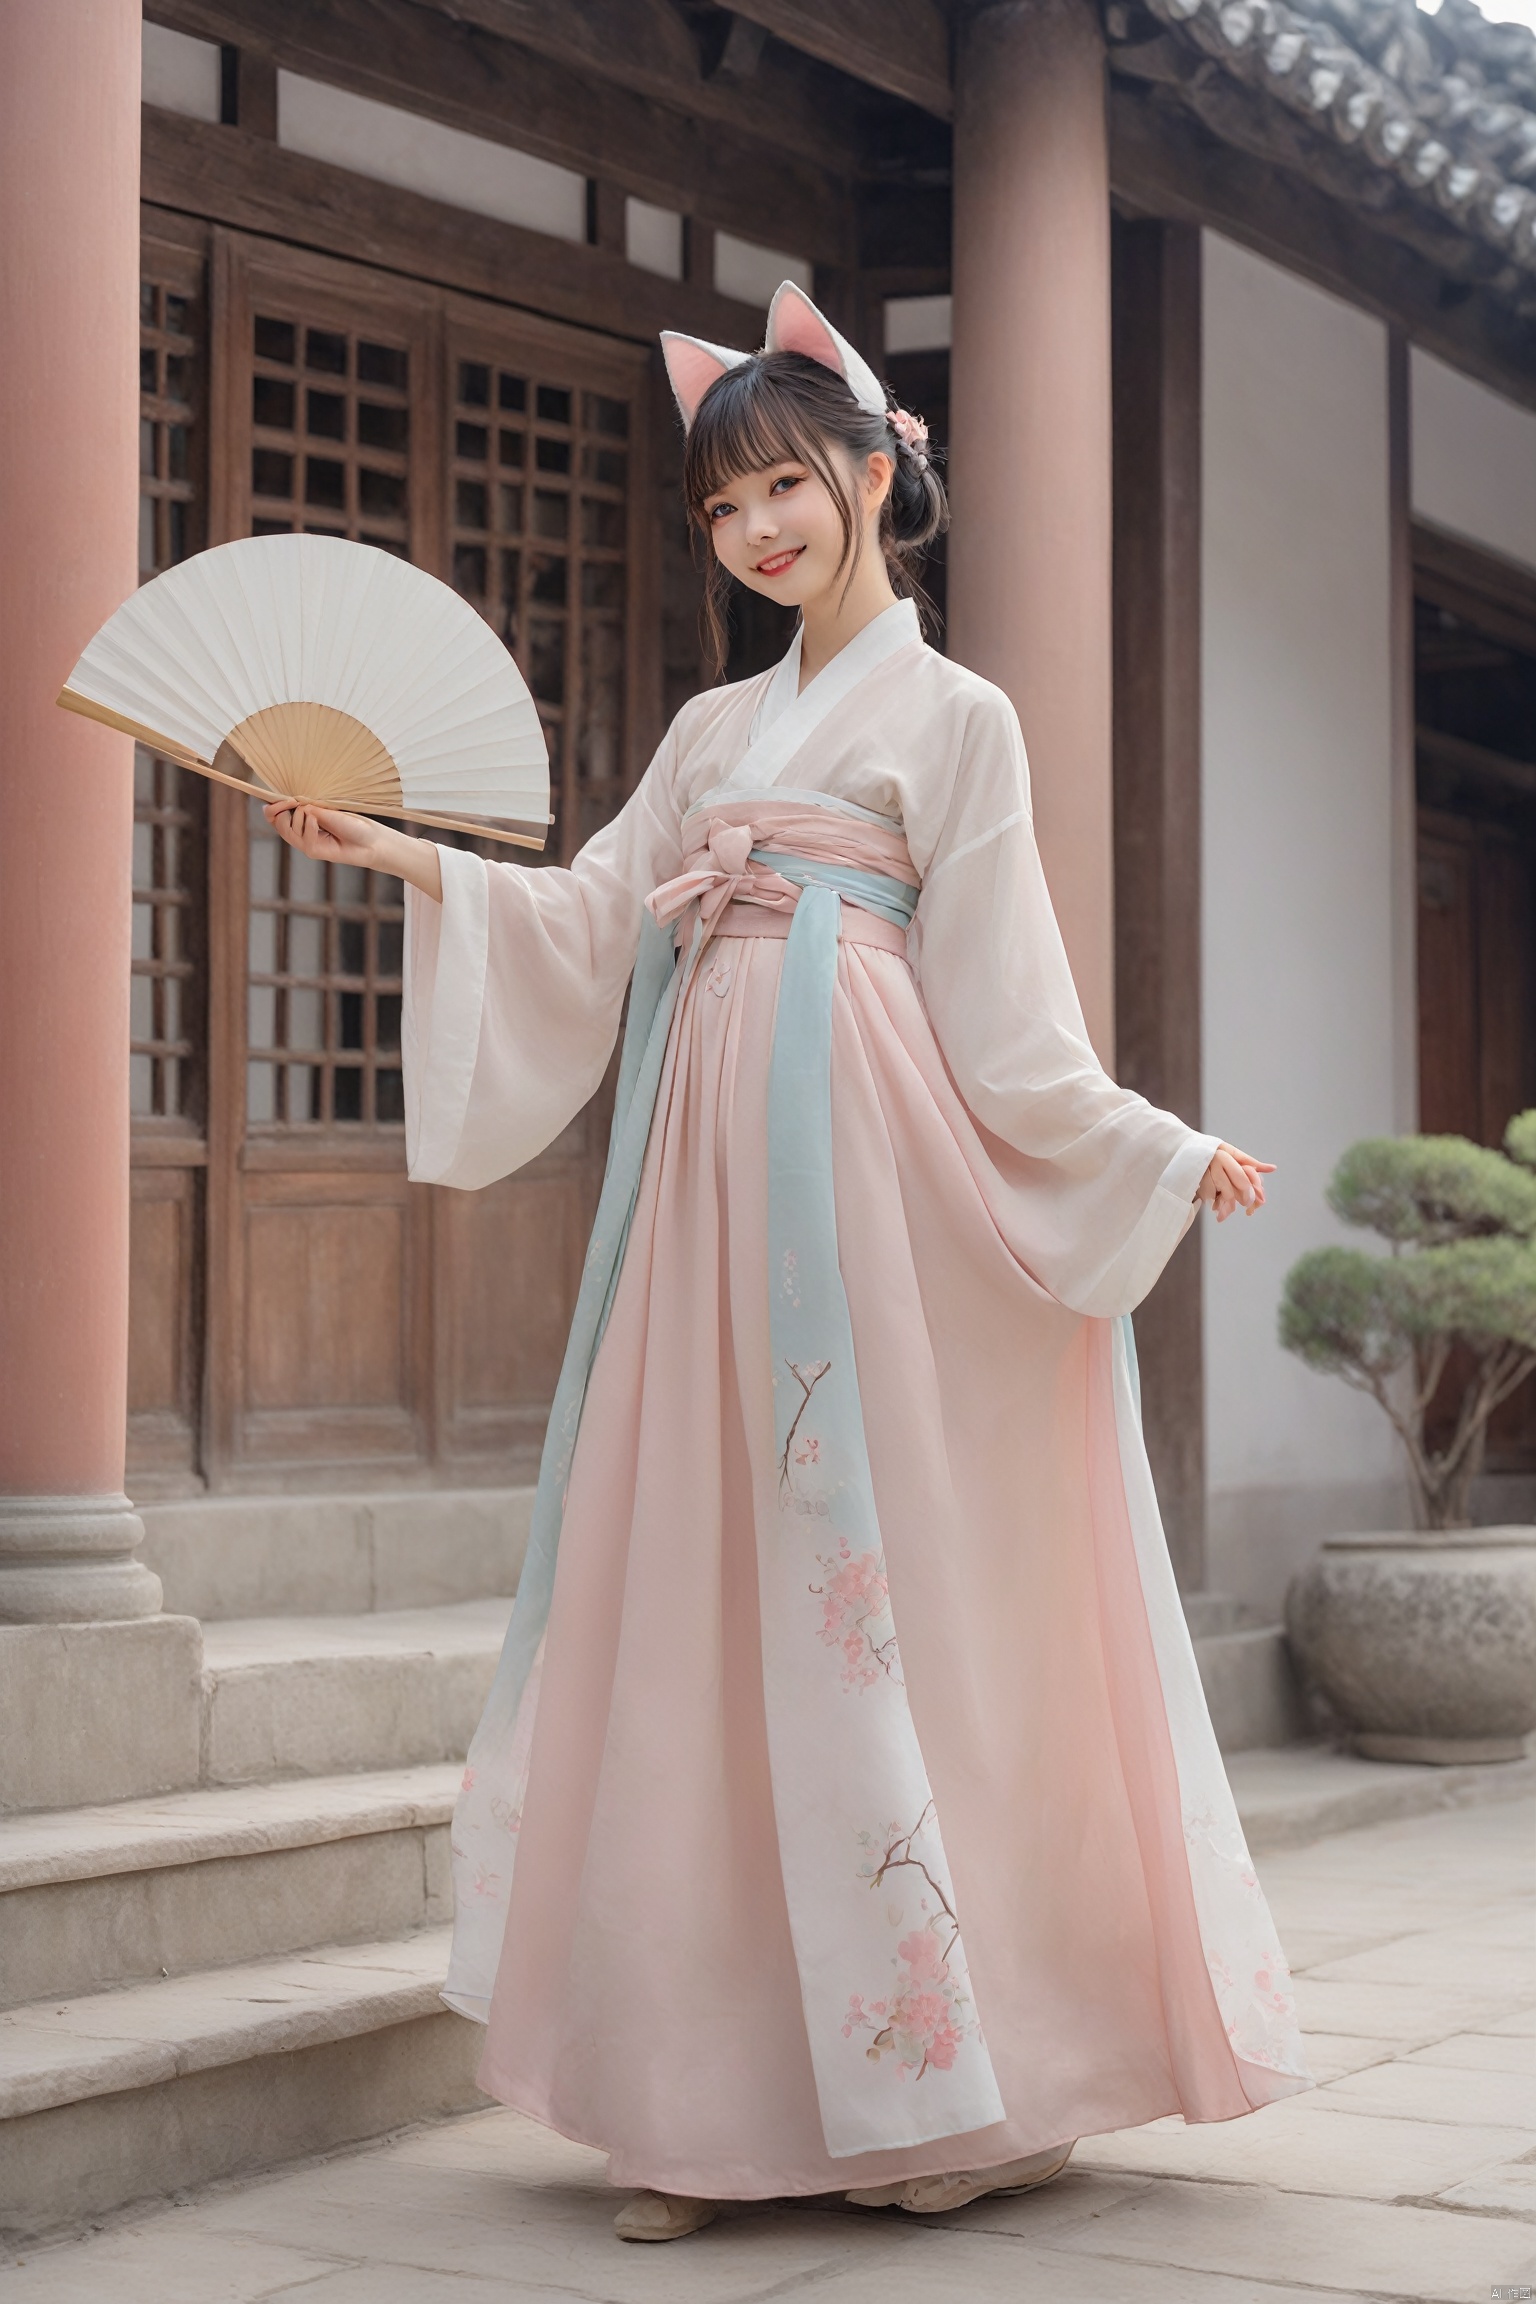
267, 283, 1309, 2243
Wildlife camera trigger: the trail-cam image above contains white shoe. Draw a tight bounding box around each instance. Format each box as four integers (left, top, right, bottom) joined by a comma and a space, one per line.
613, 2190, 719, 2242
847, 2142, 1074, 2215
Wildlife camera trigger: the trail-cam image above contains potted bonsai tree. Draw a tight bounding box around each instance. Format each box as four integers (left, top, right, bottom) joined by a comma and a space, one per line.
1280, 1120, 1536, 1763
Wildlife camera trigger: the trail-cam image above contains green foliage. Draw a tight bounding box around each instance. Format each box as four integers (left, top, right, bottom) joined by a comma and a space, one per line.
1326, 1134, 1536, 1245
1283, 1236, 1536, 1373
1505, 1109, 1536, 1172
1412, 1236, 1536, 1355
1280, 1246, 1415, 1380
1281, 1114, 1536, 1528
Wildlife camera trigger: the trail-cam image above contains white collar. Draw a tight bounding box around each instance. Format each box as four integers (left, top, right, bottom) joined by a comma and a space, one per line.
738, 598, 921, 780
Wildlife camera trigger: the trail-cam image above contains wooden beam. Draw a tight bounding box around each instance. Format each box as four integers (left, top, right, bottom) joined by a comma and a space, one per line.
140, 106, 767, 345
726, 0, 952, 120
146, 0, 857, 265
1111, 83, 1536, 414
231, 0, 880, 178
1413, 521, 1536, 653
424, 0, 891, 163
1111, 215, 1207, 1592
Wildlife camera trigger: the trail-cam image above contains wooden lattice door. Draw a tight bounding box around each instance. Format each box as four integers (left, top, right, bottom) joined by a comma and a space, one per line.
128, 218, 210, 1493
433, 297, 654, 1469
195, 231, 655, 1490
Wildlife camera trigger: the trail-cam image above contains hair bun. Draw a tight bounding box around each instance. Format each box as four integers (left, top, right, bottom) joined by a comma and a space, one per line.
888, 446, 947, 555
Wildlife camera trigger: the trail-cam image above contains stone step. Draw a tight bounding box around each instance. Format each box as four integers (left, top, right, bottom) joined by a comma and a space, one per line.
201, 1600, 512, 1783
0, 1927, 483, 2243
134, 1487, 534, 1621
1181, 1589, 1261, 1639
1227, 1740, 1536, 1853
1193, 1621, 1308, 1753
0, 1765, 459, 2010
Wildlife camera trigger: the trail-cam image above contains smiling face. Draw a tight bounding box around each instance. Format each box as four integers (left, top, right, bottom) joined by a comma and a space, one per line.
703, 454, 885, 613
682, 351, 906, 672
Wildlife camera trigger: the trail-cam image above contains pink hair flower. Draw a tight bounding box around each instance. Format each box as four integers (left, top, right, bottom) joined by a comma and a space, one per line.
889, 406, 930, 466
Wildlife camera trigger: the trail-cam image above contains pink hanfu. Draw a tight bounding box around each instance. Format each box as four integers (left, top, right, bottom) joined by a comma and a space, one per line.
403, 598, 1311, 2199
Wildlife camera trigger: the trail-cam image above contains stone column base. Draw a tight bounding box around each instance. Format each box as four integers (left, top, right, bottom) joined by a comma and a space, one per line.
0, 1494, 162, 1622
0, 1616, 202, 1809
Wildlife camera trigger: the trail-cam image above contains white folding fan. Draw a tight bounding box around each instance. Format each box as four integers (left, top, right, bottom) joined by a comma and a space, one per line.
58, 534, 550, 848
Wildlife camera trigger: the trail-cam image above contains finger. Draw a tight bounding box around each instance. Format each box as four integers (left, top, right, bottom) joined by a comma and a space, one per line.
1224, 1158, 1262, 1207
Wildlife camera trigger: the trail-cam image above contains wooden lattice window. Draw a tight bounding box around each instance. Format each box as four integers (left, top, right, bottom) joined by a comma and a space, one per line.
448, 348, 632, 859
134, 244, 207, 1123
131, 748, 202, 1120
247, 310, 412, 552
140, 274, 202, 577
245, 822, 406, 1128
233, 282, 426, 1126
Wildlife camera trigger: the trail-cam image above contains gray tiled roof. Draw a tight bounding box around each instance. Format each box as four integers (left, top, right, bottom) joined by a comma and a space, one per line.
1115, 0, 1536, 304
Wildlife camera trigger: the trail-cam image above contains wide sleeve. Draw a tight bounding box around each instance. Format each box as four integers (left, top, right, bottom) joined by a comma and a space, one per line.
402, 738, 684, 1190
907, 691, 1218, 1318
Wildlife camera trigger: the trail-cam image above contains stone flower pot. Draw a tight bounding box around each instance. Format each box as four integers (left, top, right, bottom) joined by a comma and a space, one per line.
1286, 1527, 1536, 1764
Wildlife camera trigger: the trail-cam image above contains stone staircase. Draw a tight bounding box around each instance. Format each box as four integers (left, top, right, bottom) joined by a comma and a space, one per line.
0, 1485, 1302, 2242
0, 1490, 528, 2244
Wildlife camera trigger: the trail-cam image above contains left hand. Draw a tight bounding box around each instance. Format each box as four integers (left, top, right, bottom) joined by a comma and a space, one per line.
262, 801, 442, 902
1196, 1143, 1273, 1221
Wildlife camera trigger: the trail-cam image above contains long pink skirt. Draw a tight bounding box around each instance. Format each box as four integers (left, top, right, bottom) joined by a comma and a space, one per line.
478, 916, 1266, 2197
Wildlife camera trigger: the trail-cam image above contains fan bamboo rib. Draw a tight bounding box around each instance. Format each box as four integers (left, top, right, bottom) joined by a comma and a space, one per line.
227, 703, 404, 809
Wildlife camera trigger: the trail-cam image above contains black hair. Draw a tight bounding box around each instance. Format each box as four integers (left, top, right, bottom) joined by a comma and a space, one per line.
680, 349, 948, 678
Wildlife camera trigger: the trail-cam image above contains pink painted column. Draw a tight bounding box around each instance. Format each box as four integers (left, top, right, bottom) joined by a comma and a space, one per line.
0, 0, 159, 1619
948, 0, 1117, 1060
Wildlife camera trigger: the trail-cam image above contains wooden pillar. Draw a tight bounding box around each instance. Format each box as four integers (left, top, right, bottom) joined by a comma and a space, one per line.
0, 0, 159, 1620
1386, 330, 1419, 1139
1112, 217, 1207, 1592
948, 0, 1116, 1058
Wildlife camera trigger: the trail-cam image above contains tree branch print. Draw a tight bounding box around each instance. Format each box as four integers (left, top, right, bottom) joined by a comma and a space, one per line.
779, 1357, 831, 1501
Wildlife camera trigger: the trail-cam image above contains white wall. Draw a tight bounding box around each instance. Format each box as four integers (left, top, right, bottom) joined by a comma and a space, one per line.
1411, 348, 1536, 576
1200, 232, 1410, 1613
713, 232, 812, 307
141, 21, 220, 123
276, 74, 586, 243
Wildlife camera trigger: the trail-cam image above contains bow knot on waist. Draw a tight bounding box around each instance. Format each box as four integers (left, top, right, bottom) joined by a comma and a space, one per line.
646, 818, 801, 936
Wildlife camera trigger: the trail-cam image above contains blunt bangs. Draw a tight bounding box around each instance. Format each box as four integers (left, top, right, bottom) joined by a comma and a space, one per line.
682, 355, 865, 517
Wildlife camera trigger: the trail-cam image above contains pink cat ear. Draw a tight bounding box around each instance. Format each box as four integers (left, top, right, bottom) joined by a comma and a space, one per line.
764, 282, 886, 420
660, 331, 752, 428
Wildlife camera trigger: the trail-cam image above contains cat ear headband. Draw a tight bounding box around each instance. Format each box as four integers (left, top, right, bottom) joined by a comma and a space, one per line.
660, 281, 929, 467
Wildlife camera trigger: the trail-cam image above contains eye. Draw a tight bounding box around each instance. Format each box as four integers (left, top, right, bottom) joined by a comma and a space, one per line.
707, 500, 735, 522
770, 473, 803, 496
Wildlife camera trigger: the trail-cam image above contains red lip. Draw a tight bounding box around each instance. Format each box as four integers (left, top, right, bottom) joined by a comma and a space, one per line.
754, 545, 804, 577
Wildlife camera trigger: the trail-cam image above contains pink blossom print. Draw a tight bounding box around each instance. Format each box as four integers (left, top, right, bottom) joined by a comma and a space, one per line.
810, 1535, 902, 1689
844, 1806, 980, 2080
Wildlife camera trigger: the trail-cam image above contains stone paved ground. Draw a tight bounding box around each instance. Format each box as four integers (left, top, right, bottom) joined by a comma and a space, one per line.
2, 1792, 1532, 2304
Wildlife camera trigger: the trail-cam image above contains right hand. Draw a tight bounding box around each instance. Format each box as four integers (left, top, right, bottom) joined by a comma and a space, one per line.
1196, 1143, 1274, 1222
263, 802, 442, 901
